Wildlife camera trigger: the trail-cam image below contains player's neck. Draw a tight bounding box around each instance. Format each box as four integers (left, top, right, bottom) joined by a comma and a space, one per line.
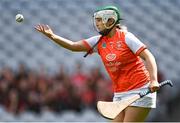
106, 27, 116, 38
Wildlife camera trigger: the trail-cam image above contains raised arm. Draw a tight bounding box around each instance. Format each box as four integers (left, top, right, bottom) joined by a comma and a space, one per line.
34, 24, 88, 52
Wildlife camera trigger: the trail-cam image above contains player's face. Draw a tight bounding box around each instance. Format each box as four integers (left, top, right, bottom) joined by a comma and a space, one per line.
94, 18, 106, 32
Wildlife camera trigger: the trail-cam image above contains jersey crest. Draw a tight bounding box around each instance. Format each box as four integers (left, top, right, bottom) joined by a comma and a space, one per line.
106, 53, 116, 61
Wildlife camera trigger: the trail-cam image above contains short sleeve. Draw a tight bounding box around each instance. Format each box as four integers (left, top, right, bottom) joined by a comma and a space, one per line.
82, 35, 101, 53
125, 32, 147, 55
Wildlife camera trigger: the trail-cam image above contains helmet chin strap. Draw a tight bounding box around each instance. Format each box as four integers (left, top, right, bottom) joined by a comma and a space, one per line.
99, 28, 112, 36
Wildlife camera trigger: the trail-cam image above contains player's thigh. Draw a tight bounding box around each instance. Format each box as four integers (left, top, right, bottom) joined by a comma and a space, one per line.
123, 106, 151, 122
111, 110, 125, 122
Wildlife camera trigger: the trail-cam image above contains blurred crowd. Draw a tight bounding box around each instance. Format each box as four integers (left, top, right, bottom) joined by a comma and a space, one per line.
0, 62, 112, 115
1, 62, 180, 121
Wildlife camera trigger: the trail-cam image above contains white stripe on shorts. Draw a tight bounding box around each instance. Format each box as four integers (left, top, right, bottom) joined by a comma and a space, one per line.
113, 82, 156, 108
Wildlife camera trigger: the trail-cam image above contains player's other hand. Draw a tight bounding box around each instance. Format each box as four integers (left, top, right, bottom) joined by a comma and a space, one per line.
149, 80, 160, 92
34, 24, 54, 38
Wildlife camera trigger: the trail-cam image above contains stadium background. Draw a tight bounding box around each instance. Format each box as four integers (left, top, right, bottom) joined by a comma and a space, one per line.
0, 0, 180, 121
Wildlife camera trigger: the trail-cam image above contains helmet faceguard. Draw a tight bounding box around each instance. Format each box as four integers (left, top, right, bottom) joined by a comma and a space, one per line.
94, 10, 118, 28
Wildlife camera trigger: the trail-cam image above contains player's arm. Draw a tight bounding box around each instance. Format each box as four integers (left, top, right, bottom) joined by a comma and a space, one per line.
34, 24, 88, 52
125, 32, 159, 92
139, 49, 159, 92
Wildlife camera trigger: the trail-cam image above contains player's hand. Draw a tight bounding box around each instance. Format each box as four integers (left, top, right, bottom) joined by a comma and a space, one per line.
34, 24, 54, 38
149, 80, 160, 92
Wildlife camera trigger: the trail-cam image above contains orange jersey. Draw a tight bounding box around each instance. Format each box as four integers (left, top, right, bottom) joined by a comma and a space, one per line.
83, 29, 150, 92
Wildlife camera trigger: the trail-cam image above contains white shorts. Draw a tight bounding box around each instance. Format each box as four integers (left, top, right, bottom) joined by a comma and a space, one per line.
113, 82, 156, 108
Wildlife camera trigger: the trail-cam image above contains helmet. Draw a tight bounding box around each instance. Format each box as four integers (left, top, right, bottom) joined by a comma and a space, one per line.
94, 5, 121, 24
93, 5, 122, 35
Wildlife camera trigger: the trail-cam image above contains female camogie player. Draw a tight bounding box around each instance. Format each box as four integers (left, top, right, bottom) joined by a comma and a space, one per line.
35, 5, 159, 122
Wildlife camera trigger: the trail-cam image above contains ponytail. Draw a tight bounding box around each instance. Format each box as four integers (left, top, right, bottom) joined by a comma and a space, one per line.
116, 24, 128, 32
